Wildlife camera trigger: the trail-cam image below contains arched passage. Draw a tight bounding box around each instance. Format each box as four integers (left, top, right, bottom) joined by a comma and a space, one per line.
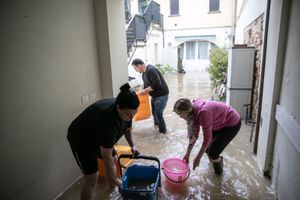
175, 39, 219, 71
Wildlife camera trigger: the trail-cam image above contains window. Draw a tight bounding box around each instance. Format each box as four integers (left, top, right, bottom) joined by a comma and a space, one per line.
186, 42, 195, 59
209, 0, 220, 12
198, 42, 208, 59
170, 0, 179, 15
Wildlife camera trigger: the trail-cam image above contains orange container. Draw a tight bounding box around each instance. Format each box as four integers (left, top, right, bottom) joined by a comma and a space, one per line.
98, 145, 133, 177
133, 93, 151, 121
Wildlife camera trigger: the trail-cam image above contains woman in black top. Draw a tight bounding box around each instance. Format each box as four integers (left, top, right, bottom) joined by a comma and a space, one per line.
67, 83, 139, 200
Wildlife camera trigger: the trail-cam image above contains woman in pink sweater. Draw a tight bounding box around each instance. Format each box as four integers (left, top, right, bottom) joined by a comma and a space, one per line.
173, 98, 241, 174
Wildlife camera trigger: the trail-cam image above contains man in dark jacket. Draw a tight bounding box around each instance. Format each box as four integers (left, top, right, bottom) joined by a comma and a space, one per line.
132, 58, 169, 133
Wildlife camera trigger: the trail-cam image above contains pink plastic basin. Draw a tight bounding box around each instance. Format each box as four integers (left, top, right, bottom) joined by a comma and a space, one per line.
162, 158, 190, 183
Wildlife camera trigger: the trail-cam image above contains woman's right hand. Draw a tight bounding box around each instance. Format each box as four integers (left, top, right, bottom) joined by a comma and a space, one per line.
115, 178, 122, 190
183, 153, 190, 164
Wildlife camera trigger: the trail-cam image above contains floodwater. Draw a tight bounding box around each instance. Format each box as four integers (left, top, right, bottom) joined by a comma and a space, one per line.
58, 71, 276, 200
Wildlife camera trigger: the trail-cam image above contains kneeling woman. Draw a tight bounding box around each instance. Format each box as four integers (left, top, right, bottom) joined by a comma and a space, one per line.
173, 98, 241, 174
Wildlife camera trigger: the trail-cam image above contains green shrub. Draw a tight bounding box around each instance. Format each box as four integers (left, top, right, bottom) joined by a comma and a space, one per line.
156, 64, 173, 76
208, 47, 228, 84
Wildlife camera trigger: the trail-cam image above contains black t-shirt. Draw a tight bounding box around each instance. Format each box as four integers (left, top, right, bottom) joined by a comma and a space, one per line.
67, 98, 131, 150
142, 64, 169, 97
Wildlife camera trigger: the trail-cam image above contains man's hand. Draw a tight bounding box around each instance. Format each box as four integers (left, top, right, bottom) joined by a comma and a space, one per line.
139, 89, 148, 95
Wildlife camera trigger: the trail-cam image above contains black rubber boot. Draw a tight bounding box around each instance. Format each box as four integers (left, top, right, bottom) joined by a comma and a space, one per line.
212, 156, 223, 175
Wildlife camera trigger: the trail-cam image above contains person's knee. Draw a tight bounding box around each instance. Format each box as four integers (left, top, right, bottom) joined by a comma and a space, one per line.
207, 149, 219, 161
83, 173, 98, 187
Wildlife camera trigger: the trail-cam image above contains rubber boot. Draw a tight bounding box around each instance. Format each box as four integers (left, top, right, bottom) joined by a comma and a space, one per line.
212, 156, 223, 175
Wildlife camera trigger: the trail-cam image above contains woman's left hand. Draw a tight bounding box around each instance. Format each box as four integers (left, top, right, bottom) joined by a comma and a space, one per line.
193, 155, 201, 170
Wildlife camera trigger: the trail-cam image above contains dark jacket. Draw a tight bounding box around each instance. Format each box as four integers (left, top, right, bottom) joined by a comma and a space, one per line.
67, 98, 131, 149
142, 64, 169, 97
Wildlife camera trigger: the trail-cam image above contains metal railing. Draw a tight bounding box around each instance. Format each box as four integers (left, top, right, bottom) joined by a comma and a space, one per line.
126, 1, 162, 54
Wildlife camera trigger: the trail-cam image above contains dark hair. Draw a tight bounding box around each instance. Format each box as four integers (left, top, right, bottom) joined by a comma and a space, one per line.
173, 98, 193, 113
132, 58, 144, 66
116, 83, 139, 109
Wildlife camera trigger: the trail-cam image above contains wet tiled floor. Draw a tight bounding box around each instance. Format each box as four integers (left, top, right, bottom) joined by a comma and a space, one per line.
58, 71, 276, 200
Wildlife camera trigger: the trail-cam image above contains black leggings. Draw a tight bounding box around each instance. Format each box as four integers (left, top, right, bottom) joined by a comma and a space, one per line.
206, 120, 241, 160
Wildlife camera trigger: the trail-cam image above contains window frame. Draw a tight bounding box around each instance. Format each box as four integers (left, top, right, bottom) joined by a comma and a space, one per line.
198, 41, 209, 59
209, 0, 220, 13
170, 0, 180, 16
185, 41, 196, 60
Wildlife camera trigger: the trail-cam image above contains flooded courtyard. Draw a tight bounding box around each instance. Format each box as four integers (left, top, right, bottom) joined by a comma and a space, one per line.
59, 71, 276, 200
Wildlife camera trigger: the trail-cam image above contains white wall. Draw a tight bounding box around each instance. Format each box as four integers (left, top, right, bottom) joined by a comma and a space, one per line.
128, 0, 234, 72
94, 0, 128, 97
156, 0, 234, 30
143, 29, 164, 65
271, 0, 300, 199
0, 0, 128, 199
257, 0, 288, 174
157, 0, 233, 71
128, 28, 163, 78
163, 26, 231, 71
162, 47, 178, 70
107, 0, 129, 96
164, 26, 232, 49
235, 0, 268, 44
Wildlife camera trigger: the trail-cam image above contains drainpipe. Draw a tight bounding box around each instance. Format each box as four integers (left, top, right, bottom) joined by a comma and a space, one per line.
253, 0, 271, 155
232, 0, 237, 46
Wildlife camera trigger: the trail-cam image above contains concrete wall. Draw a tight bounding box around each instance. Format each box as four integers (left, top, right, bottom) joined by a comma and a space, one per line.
94, 0, 128, 97
0, 0, 128, 199
271, 0, 300, 199
235, 0, 267, 44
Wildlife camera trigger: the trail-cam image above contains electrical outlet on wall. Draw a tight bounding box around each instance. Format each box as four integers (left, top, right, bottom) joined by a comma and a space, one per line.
81, 94, 89, 104
89, 92, 96, 100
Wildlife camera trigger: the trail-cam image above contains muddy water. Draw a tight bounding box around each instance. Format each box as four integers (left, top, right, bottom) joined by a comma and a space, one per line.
59, 71, 276, 200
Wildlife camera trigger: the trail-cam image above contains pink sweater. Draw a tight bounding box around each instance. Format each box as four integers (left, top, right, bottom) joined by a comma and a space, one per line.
192, 99, 240, 149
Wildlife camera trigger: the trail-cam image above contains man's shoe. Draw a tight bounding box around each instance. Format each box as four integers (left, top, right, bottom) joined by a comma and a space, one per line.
212, 156, 223, 175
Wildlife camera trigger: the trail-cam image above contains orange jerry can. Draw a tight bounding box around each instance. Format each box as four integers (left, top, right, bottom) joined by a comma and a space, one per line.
98, 145, 133, 178
133, 93, 151, 121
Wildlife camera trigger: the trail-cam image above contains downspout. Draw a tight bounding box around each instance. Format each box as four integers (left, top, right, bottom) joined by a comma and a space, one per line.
232, 0, 237, 46
253, 0, 271, 155
161, 14, 165, 48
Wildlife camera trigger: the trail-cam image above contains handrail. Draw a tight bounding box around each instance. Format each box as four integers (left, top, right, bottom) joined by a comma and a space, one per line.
126, 1, 161, 54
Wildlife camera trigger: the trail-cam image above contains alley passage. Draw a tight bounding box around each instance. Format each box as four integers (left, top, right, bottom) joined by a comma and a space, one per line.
59, 71, 276, 200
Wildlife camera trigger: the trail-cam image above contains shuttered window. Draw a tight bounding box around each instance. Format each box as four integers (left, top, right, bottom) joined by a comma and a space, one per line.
170, 0, 179, 15
209, 0, 220, 12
